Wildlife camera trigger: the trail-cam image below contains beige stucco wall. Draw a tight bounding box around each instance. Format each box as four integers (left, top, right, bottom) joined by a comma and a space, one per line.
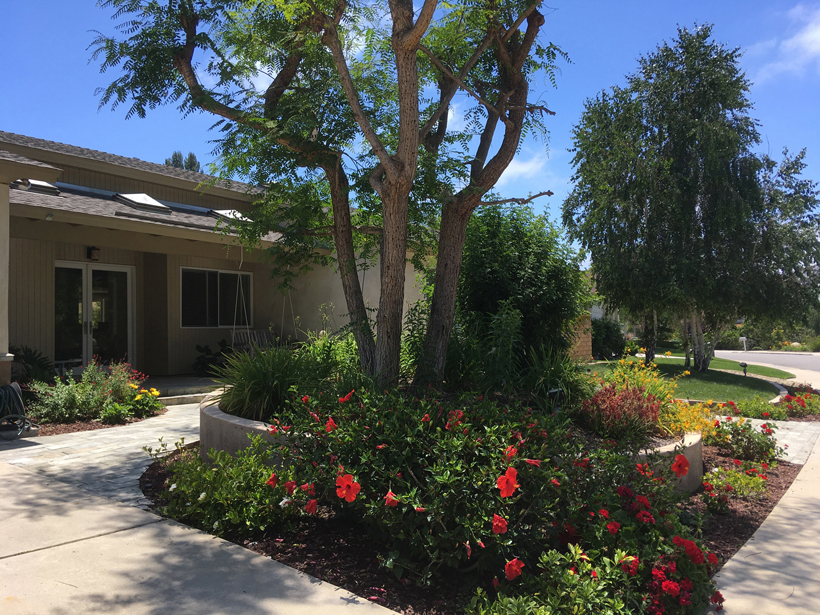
0, 184, 9, 384
9, 216, 425, 375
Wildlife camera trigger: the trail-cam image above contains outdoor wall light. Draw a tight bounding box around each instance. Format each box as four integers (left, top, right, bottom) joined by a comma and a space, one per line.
87, 246, 100, 261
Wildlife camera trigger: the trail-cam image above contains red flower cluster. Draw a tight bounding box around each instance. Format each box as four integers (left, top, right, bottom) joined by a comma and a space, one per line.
616, 485, 634, 498
573, 457, 590, 470
636, 510, 655, 524
445, 409, 464, 431
335, 474, 360, 502
672, 535, 706, 565
636, 462, 653, 477
620, 556, 639, 576
504, 558, 524, 581
497, 467, 520, 498
607, 521, 620, 534
671, 454, 690, 478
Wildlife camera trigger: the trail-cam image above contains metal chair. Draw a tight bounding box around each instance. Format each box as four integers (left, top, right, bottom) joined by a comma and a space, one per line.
0, 382, 32, 441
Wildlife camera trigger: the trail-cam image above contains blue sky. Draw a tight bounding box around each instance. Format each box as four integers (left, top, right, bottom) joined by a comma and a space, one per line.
2, 1, 818, 225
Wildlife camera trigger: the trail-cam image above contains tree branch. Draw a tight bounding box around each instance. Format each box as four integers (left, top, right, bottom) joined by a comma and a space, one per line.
418, 44, 512, 128
479, 190, 553, 206
303, 225, 383, 236
403, 0, 438, 48
501, 3, 540, 43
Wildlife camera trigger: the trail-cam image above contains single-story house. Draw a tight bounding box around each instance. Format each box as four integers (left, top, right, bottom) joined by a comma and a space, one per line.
0, 131, 421, 383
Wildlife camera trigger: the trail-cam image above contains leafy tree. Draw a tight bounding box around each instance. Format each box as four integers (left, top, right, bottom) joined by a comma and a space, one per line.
562, 24, 820, 371
458, 205, 591, 352
93, 0, 562, 385
164, 150, 202, 173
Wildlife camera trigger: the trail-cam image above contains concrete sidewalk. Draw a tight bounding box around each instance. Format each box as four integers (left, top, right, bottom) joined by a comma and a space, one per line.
712, 434, 820, 614
0, 462, 391, 615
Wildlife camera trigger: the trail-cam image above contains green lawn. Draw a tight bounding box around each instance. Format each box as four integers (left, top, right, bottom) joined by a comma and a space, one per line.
592, 358, 781, 403
652, 356, 794, 379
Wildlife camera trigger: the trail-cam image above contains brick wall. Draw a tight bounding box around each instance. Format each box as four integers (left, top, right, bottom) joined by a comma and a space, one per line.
569, 315, 592, 362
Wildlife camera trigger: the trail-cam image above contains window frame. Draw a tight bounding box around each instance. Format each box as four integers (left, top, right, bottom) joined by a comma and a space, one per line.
179, 266, 253, 329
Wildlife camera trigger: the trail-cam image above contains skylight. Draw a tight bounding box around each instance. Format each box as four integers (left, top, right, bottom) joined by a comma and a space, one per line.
114, 193, 171, 214
12, 179, 61, 196
209, 209, 250, 223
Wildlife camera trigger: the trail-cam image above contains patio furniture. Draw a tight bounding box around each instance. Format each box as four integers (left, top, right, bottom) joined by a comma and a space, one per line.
230, 329, 277, 354
0, 382, 33, 440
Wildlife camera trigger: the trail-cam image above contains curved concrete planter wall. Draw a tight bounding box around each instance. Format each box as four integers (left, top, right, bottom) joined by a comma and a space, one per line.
638, 433, 703, 493
199, 396, 283, 461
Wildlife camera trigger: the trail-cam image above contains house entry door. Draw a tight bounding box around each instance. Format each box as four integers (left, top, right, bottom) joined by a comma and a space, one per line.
54, 262, 134, 374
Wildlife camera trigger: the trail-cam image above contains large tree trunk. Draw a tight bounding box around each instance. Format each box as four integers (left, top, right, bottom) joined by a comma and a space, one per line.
642, 312, 658, 364
373, 183, 411, 384
680, 317, 691, 368
324, 161, 376, 374
418, 198, 476, 382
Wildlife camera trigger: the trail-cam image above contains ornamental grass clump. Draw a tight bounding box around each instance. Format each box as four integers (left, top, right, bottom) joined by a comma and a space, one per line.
577, 384, 662, 441
263, 389, 720, 613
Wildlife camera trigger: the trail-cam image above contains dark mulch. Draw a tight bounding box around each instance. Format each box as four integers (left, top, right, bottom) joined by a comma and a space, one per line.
36, 408, 168, 436
782, 413, 820, 422
686, 446, 802, 572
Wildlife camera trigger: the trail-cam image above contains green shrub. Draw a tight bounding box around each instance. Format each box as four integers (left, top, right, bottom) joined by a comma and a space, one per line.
728, 398, 787, 420
9, 345, 55, 386
192, 339, 233, 376
146, 437, 290, 536
266, 389, 718, 613
701, 462, 770, 515
27, 360, 162, 424
214, 345, 303, 422
705, 417, 784, 462
523, 345, 595, 412
591, 318, 627, 360
781, 393, 820, 417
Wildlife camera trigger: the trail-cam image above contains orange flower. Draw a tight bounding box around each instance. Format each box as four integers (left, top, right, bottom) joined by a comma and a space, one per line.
505, 558, 524, 581
492, 514, 508, 534
671, 454, 690, 478
335, 474, 361, 502
384, 491, 399, 507
497, 467, 520, 498
265, 472, 278, 489
305, 499, 318, 514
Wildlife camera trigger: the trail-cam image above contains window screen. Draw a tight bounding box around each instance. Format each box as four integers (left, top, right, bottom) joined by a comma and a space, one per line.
181, 268, 250, 328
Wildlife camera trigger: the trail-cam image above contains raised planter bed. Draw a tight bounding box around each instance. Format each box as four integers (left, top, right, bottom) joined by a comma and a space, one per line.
199, 395, 282, 460
639, 432, 703, 493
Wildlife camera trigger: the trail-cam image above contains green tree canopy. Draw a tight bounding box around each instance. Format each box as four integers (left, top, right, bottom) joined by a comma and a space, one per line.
458, 205, 591, 352
562, 24, 820, 370
93, 0, 563, 385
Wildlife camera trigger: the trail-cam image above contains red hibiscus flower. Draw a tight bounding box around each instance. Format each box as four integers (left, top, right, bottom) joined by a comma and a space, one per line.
497, 467, 520, 498
300, 482, 315, 495
415, 507, 426, 512
335, 474, 361, 502
376, 444, 387, 449
550, 478, 561, 488
301, 395, 310, 404
325, 417, 338, 432
671, 454, 690, 478
573, 457, 590, 469
283, 480, 297, 496
305, 499, 318, 514
492, 514, 508, 534
421, 414, 430, 422
338, 390, 355, 403
492, 577, 500, 590
524, 459, 541, 467
505, 558, 524, 581
607, 521, 620, 535
465, 541, 471, 559
504, 445, 518, 460
265, 472, 278, 489
384, 491, 399, 507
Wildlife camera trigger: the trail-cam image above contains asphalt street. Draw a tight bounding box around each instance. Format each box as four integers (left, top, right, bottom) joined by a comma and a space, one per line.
715, 350, 820, 373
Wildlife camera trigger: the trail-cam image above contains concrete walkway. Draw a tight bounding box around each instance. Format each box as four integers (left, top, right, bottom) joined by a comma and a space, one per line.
0, 403, 390, 615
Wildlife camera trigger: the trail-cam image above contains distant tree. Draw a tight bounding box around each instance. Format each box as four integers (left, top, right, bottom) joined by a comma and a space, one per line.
164, 150, 202, 173
563, 24, 820, 371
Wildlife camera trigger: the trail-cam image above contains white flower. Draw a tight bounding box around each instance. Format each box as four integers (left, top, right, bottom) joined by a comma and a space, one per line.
198, 492, 207, 501
279, 498, 291, 508
712, 468, 720, 473
169, 483, 177, 492
213, 521, 219, 530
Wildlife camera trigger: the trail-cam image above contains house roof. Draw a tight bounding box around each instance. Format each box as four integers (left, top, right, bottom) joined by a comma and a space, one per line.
0, 131, 255, 195
0, 148, 61, 170
9, 183, 280, 243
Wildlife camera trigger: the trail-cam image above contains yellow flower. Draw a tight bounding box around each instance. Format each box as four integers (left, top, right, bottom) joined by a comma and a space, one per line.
152, 391, 160, 397
665, 350, 672, 356
684, 370, 691, 376
707, 399, 713, 406
140, 389, 148, 394
640, 347, 646, 353
129, 383, 138, 389
135, 394, 142, 401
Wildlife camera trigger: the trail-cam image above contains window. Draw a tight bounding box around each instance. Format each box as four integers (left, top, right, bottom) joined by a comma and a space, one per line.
180, 268, 251, 328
